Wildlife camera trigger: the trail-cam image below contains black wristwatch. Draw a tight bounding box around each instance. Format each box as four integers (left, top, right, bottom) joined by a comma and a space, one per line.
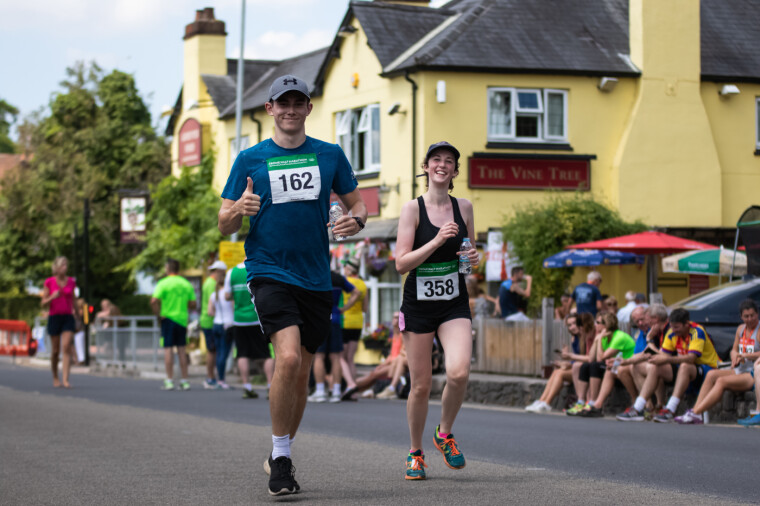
353, 217, 365, 230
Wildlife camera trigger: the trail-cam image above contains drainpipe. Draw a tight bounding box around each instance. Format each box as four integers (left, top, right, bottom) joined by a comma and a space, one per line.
249, 111, 262, 143
404, 71, 418, 199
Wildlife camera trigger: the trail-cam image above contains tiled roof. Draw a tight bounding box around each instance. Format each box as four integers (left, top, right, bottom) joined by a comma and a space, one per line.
701, 0, 760, 82
371, 0, 638, 76
203, 59, 278, 114
218, 47, 329, 118
352, 0, 759, 81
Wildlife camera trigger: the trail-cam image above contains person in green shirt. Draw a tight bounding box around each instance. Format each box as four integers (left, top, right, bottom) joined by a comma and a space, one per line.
150, 259, 197, 391
200, 260, 227, 389
566, 312, 635, 417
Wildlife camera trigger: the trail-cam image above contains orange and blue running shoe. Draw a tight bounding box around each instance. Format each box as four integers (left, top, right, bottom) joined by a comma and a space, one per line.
433, 425, 465, 469
405, 449, 427, 480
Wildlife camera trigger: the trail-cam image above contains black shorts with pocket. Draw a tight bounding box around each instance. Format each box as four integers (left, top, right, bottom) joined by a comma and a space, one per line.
249, 277, 332, 354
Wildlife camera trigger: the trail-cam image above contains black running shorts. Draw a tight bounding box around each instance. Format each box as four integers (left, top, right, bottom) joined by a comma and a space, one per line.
249, 277, 332, 354
232, 325, 269, 360
399, 308, 471, 335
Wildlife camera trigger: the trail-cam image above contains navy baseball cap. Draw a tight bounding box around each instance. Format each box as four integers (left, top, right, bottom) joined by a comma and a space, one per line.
424, 141, 460, 163
268, 74, 310, 101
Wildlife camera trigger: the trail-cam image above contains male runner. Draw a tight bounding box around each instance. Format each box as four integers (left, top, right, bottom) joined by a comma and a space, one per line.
218, 74, 367, 496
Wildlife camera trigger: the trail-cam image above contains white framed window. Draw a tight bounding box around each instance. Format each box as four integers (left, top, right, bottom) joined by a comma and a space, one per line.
487, 87, 568, 143
756, 97, 760, 150
335, 104, 381, 174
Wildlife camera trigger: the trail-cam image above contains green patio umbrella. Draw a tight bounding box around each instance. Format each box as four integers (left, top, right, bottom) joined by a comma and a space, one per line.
661, 247, 746, 277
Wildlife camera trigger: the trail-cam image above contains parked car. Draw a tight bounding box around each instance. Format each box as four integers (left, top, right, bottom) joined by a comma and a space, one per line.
669, 277, 760, 360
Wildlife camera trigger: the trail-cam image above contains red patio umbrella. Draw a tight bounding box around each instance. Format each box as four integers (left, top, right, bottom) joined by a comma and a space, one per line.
566, 231, 715, 295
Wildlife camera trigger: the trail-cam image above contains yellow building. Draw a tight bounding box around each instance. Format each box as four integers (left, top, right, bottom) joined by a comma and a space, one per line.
167, 1, 760, 309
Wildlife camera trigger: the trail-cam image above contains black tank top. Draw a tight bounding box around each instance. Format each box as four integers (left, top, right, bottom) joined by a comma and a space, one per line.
400, 195, 470, 316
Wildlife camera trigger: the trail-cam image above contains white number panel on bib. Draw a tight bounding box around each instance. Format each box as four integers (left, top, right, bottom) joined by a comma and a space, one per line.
267, 153, 321, 204
416, 261, 459, 301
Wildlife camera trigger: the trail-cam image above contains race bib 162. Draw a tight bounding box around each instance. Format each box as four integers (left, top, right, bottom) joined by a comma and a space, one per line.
267, 153, 321, 204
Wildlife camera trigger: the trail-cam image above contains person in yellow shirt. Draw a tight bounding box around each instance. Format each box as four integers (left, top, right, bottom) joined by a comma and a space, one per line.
339, 259, 368, 400
617, 307, 718, 423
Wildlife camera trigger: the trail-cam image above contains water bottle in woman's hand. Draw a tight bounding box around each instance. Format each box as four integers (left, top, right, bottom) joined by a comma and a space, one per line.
459, 238, 472, 274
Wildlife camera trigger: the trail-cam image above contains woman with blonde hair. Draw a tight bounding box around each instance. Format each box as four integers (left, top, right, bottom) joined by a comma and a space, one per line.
40, 256, 78, 388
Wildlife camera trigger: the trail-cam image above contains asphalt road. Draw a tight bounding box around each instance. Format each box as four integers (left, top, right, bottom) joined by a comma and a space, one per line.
0, 359, 756, 505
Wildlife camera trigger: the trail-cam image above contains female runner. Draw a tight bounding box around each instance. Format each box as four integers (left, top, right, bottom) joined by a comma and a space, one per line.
395, 141, 478, 480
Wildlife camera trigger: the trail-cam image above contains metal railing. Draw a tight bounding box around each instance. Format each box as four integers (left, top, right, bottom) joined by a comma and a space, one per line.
93, 316, 161, 369
33, 315, 163, 370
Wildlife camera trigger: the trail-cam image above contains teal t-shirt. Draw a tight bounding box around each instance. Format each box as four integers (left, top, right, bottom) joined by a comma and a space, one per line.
200, 276, 216, 328
602, 329, 636, 359
153, 275, 196, 327
221, 137, 358, 291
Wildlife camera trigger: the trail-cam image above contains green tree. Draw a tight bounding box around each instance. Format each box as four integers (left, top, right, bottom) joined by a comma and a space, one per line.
122, 151, 222, 277
0, 62, 169, 300
502, 193, 647, 314
0, 98, 19, 153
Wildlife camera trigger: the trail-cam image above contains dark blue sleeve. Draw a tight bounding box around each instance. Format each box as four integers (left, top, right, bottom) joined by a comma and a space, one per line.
221, 150, 248, 201
593, 286, 602, 302
499, 284, 508, 314
331, 145, 358, 196
571, 287, 578, 302
342, 277, 356, 293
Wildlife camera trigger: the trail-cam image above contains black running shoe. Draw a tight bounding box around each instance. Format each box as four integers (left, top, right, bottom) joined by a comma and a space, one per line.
264, 454, 299, 491
268, 456, 298, 496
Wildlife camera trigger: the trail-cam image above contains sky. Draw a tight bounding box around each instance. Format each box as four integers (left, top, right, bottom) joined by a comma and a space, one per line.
0, 0, 446, 137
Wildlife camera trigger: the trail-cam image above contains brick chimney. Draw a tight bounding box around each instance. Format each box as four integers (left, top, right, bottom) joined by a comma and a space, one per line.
184, 7, 226, 40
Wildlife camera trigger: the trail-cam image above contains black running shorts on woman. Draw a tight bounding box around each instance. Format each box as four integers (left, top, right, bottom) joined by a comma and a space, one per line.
400, 195, 471, 334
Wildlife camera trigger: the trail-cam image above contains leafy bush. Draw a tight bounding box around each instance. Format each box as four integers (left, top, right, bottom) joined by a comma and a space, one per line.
502, 193, 647, 314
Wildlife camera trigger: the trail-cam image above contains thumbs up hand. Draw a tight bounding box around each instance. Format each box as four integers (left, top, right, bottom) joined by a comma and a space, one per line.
235, 177, 261, 216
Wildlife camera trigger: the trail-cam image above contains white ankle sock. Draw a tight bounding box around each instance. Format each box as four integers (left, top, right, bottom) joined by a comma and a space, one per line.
587, 400, 596, 407
272, 434, 290, 459
633, 396, 646, 413
332, 383, 342, 397
314, 383, 325, 396
666, 396, 680, 413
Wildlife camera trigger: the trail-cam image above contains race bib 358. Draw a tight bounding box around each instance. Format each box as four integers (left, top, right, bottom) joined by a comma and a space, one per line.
416, 260, 459, 301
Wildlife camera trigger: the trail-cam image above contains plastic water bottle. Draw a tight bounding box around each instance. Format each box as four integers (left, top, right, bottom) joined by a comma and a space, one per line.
611, 352, 623, 374
329, 201, 344, 241
459, 238, 472, 274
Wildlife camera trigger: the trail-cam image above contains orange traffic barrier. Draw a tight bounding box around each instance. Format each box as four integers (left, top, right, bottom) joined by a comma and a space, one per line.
0, 320, 36, 357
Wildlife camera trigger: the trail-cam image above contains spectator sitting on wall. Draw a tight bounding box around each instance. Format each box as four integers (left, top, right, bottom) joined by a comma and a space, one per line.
466, 275, 499, 318
612, 304, 670, 417
618, 292, 648, 325
676, 299, 760, 424
616, 307, 719, 423
343, 312, 407, 400
580, 310, 642, 417
555, 293, 573, 321
603, 295, 619, 315
566, 312, 635, 416
572, 271, 603, 317
525, 312, 595, 413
